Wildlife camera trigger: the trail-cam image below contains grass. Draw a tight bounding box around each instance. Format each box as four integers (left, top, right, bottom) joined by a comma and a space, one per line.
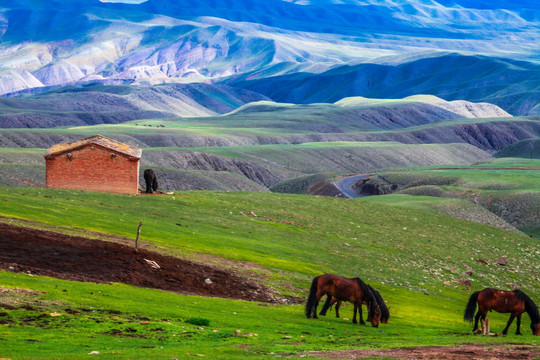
2, 100, 537, 141
369, 116, 540, 134
144, 142, 489, 174
358, 194, 521, 234
360, 158, 540, 237
494, 138, 540, 159
0, 187, 539, 358
3, 272, 536, 360
1, 187, 538, 292
0, 141, 489, 194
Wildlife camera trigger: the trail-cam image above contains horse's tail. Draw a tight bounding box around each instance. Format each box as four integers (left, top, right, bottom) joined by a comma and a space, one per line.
464, 291, 480, 322
355, 278, 376, 314
514, 289, 540, 324
369, 285, 390, 322
305, 276, 320, 318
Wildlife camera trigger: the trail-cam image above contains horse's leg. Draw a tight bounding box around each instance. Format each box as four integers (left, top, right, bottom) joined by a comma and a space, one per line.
335, 300, 341, 318
502, 313, 516, 335
360, 303, 367, 325
319, 295, 333, 316
515, 314, 522, 335
352, 304, 358, 324
311, 292, 324, 319
144, 174, 153, 193
473, 310, 482, 332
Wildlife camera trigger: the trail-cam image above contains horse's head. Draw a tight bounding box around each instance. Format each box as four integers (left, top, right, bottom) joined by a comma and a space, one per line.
369, 304, 381, 328
532, 322, 540, 336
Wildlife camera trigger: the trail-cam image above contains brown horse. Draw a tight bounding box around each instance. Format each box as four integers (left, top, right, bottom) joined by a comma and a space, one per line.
464, 288, 540, 335
320, 284, 389, 325
143, 169, 158, 194
305, 273, 380, 327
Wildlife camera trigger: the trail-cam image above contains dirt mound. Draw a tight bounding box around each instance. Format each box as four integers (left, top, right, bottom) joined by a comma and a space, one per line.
307, 180, 346, 197
0, 222, 273, 302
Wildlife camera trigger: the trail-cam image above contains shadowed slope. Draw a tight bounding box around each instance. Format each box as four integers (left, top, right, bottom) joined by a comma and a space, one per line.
0, 83, 269, 128
228, 54, 540, 116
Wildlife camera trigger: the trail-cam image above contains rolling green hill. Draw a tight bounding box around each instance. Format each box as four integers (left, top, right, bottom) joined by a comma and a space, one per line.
0, 187, 538, 359
494, 138, 540, 159
0, 142, 492, 191
2, 94, 537, 152
353, 159, 540, 238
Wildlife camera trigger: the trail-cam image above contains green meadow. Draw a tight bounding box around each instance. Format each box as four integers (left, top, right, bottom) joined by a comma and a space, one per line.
357, 158, 540, 237
0, 188, 539, 359
0, 96, 539, 358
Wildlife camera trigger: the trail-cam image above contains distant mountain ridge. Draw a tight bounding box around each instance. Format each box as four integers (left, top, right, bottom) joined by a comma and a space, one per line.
3, 92, 534, 154
1, 0, 539, 99
227, 54, 540, 116
0, 83, 269, 128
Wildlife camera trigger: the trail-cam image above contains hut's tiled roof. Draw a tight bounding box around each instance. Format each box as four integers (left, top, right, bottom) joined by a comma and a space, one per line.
46, 135, 142, 158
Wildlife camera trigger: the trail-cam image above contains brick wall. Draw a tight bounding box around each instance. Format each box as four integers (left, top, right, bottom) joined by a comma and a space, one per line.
46, 144, 140, 194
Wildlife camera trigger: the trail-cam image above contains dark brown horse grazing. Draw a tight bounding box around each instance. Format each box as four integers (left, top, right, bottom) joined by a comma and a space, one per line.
305, 274, 380, 327
143, 169, 158, 194
320, 284, 389, 325
464, 288, 540, 335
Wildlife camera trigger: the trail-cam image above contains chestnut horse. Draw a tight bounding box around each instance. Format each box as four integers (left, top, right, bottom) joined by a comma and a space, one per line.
464, 288, 540, 335
305, 273, 380, 327
320, 284, 389, 325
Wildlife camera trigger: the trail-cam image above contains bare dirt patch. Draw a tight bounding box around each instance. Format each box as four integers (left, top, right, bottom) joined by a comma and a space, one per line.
305, 344, 540, 359
0, 288, 43, 296
0, 222, 273, 302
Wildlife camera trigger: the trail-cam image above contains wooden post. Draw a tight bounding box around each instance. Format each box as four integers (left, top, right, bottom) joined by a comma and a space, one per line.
135, 220, 143, 252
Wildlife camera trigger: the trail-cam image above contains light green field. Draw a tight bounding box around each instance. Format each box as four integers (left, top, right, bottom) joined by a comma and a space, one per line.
0, 188, 539, 359
370, 116, 540, 134
3, 99, 537, 140
361, 158, 540, 237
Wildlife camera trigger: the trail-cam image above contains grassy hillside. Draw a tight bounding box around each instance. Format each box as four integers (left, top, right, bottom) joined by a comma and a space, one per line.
494, 138, 540, 159
357, 158, 540, 237
153, 142, 491, 175
358, 194, 522, 234
1, 187, 538, 295
2, 102, 538, 153
0, 188, 538, 359
0, 141, 492, 191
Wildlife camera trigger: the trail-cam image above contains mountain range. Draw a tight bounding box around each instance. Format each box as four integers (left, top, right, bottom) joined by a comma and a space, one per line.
1, 0, 540, 107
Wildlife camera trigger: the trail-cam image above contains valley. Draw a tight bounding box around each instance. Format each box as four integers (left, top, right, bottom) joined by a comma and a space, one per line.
1, 1, 539, 359
0, 88, 539, 240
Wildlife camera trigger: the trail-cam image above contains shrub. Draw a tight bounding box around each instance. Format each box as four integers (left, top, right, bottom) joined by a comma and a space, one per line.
185, 317, 210, 326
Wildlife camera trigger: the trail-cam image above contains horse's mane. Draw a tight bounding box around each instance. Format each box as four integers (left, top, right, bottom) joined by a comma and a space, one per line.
354, 277, 376, 314
368, 284, 390, 321
514, 289, 540, 324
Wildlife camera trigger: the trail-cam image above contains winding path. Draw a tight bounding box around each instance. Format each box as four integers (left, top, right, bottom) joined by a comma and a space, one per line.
334, 174, 369, 199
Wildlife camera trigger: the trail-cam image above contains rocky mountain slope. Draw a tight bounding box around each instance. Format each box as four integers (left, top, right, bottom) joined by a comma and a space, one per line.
227, 54, 540, 116
1, 0, 539, 101
0, 83, 269, 128
2, 94, 538, 153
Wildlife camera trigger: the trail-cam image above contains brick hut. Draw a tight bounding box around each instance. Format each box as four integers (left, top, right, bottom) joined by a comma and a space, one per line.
44, 135, 141, 194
